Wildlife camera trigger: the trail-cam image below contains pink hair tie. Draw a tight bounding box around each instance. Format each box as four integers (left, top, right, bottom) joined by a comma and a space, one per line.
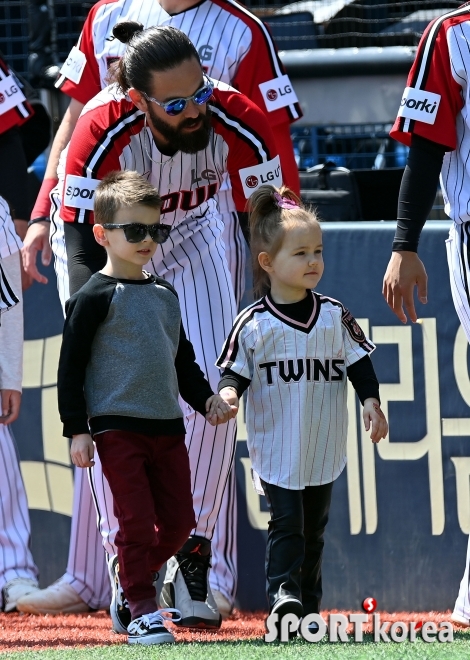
274, 192, 299, 209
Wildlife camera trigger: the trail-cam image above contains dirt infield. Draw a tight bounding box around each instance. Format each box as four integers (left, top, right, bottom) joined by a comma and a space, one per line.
0, 610, 459, 653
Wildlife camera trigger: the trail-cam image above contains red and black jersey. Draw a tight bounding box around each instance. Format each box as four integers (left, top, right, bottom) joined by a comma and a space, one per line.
58, 81, 281, 226
0, 56, 34, 135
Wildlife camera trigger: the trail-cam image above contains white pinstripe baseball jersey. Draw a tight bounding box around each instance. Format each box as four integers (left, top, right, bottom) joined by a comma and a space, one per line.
217, 290, 375, 488
391, 6, 470, 225
55, 0, 301, 126
0, 197, 22, 258
58, 81, 281, 228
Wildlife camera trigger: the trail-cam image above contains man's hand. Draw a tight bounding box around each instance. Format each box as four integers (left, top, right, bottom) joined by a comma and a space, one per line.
382, 251, 428, 323
70, 433, 95, 468
13, 220, 33, 290
205, 393, 238, 426
0, 389, 21, 424
363, 398, 388, 443
21, 221, 52, 285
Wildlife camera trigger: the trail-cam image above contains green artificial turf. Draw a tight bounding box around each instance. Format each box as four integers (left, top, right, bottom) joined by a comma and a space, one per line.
3, 632, 470, 660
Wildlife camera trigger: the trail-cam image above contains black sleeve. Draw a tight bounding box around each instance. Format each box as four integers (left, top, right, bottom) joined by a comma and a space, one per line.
392, 134, 446, 253
218, 368, 251, 397
346, 355, 380, 405
175, 323, 215, 416
58, 280, 114, 436
63, 221, 107, 296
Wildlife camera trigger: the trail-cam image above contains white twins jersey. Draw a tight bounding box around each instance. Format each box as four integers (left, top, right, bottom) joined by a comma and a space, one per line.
0, 197, 22, 258
217, 291, 375, 489
56, 0, 301, 126
391, 6, 470, 224
58, 81, 281, 230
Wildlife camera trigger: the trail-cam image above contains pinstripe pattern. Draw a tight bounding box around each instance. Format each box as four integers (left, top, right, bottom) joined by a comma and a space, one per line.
0, 263, 19, 318
217, 293, 375, 489
0, 425, 38, 608
446, 223, 470, 342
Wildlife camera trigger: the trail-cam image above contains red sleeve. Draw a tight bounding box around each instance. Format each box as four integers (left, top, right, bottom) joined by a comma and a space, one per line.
55, 2, 103, 104
211, 0, 302, 127
390, 14, 465, 150
60, 98, 142, 224
211, 87, 282, 211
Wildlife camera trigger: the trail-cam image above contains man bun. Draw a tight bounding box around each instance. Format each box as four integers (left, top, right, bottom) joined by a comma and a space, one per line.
112, 21, 144, 44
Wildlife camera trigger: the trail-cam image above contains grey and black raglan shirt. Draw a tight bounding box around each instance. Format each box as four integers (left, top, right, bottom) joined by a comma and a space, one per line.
58, 272, 214, 438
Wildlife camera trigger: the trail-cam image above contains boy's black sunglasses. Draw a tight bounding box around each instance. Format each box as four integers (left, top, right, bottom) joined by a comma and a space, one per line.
102, 222, 171, 244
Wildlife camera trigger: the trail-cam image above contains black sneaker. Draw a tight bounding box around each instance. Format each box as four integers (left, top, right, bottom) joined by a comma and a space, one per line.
108, 555, 132, 634
269, 596, 303, 641
160, 536, 221, 629
127, 609, 178, 645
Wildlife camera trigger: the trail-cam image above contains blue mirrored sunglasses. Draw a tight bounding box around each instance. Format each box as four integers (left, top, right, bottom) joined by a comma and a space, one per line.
142, 75, 214, 116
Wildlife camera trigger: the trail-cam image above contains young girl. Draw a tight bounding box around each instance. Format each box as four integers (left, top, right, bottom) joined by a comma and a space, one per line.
217, 185, 388, 632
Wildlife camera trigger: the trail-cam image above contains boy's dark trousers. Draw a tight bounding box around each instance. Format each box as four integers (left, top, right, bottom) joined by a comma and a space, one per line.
261, 480, 334, 615
95, 430, 196, 620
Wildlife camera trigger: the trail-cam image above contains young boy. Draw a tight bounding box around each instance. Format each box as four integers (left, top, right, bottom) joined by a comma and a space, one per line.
57, 171, 236, 645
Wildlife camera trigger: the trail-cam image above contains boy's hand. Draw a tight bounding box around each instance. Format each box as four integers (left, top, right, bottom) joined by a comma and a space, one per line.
205, 393, 238, 426
71, 433, 95, 468
0, 390, 21, 424
363, 398, 388, 443
219, 387, 239, 409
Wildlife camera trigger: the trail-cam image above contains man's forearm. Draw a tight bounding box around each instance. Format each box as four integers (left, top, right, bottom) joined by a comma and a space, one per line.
43, 97, 84, 179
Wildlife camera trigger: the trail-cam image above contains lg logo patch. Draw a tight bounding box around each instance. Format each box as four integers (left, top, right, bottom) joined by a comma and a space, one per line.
0, 93, 4, 104
266, 89, 278, 101
245, 175, 259, 189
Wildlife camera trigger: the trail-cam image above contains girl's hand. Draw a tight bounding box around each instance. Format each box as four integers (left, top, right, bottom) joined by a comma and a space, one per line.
363, 398, 388, 443
71, 433, 95, 468
0, 389, 21, 424
205, 394, 238, 426
219, 386, 239, 409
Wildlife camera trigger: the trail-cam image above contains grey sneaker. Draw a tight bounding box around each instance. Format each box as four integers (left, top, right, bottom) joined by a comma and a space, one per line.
127, 609, 179, 645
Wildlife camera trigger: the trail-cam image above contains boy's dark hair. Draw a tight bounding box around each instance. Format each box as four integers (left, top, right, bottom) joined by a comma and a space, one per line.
113, 22, 200, 95
94, 171, 162, 225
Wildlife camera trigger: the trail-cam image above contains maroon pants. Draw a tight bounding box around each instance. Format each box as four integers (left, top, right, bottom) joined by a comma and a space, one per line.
95, 430, 195, 619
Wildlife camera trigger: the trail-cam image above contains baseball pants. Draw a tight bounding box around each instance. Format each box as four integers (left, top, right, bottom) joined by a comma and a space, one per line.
51, 206, 243, 607
447, 222, 470, 620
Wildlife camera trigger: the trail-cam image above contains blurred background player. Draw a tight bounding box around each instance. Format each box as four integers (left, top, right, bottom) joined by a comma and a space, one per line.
218, 185, 388, 633
0, 195, 40, 612
383, 4, 470, 627
17, 24, 281, 628
21, 0, 302, 619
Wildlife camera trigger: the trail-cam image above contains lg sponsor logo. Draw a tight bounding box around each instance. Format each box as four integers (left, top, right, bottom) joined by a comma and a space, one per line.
264, 598, 453, 643
265, 85, 292, 101
0, 85, 19, 104
245, 175, 259, 189
245, 164, 281, 189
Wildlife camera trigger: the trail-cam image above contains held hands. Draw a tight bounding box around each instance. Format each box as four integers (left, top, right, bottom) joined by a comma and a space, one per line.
382, 251, 427, 323
205, 391, 238, 426
70, 433, 95, 468
363, 398, 388, 443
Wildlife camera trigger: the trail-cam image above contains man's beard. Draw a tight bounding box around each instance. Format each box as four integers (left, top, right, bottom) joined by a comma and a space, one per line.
147, 105, 212, 154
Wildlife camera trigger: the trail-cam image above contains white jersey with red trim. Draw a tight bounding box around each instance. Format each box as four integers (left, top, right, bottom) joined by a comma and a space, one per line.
58, 80, 281, 229
56, 0, 301, 126
390, 6, 470, 224
216, 291, 375, 489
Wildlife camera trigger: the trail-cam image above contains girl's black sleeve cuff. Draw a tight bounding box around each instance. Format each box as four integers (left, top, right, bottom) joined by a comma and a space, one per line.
347, 355, 380, 405
218, 368, 251, 397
